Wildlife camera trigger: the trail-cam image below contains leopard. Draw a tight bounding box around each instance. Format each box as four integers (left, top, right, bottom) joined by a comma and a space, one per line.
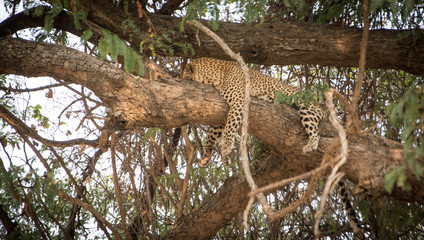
182, 57, 325, 167
182, 57, 362, 233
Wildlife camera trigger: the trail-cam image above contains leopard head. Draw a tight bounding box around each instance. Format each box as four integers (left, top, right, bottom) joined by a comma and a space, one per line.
182, 58, 224, 87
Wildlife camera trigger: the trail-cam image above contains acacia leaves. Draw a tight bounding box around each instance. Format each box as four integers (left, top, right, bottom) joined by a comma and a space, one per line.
385, 86, 424, 192
98, 30, 144, 76
275, 83, 328, 107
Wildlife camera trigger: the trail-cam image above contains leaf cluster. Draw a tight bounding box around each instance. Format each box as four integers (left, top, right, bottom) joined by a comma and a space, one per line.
274, 83, 329, 108
385, 86, 424, 192
28, 104, 50, 129
98, 29, 145, 76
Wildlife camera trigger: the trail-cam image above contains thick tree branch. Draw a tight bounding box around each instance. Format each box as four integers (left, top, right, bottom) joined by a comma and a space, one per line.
0, 7, 84, 38
1, 37, 423, 239
0, 37, 421, 199
2, 1, 424, 75
84, 0, 418, 76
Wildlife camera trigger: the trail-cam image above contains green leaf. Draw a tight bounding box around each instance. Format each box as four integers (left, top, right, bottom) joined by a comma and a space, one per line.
139, 40, 146, 53
384, 169, 397, 194
98, 38, 109, 60
136, 55, 144, 76
44, 1, 63, 32
33, 6, 45, 17
384, 166, 404, 193
81, 29, 93, 44
389, 100, 404, 125
73, 10, 88, 30
124, 47, 136, 73
396, 172, 407, 188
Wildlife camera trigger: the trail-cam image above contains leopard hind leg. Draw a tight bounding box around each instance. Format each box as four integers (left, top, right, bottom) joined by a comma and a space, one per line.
298, 105, 324, 153
199, 126, 224, 167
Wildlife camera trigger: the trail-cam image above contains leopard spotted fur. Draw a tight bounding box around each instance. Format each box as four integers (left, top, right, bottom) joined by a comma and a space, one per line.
182, 57, 324, 167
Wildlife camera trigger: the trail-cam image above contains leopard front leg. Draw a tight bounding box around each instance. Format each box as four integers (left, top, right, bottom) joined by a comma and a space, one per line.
220, 103, 243, 157
199, 126, 223, 167
298, 105, 324, 153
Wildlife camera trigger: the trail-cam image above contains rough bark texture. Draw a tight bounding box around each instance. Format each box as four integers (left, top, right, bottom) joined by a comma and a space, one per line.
81, 0, 424, 76
1, 0, 424, 76
1, 37, 423, 239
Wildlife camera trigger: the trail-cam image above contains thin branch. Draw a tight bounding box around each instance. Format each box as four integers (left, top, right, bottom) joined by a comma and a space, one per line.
0, 104, 99, 148
50, 148, 86, 200
314, 3, 370, 237
148, 141, 178, 210
0, 83, 62, 93
111, 132, 132, 239
49, 147, 114, 239
5, 138, 52, 240
5, 175, 49, 239
38, 198, 72, 240
77, 91, 103, 131
57, 79, 103, 106
331, 91, 362, 132
6, 106, 130, 239
57, 189, 124, 240
249, 161, 332, 197
160, 131, 183, 190
176, 126, 195, 221
248, 140, 343, 222
349, 0, 370, 132
313, 2, 369, 236
122, 152, 144, 230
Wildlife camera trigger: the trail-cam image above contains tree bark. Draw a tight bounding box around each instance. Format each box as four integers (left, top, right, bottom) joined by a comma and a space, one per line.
82, 0, 424, 76
1, 37, 423, 239
1, 0, 424, 76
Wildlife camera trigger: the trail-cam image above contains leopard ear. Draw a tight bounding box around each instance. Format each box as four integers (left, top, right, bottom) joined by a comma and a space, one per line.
182, 63, 195, 80
187, 64, 194, 74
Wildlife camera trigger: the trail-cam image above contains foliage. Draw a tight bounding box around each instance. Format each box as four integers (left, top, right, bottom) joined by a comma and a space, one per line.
180, 0, 424, 30
275, 83, 329, 107
98, 29, 145, 76
385, 85, 424, 192
28, 104, 50, 129
122, 18, 194, 57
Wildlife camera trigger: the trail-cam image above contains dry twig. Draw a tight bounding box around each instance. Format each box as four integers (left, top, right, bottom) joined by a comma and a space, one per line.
111, 132, 132, 239
176, 126, 196, 221
349, 0, 369, 133
313, 90, 349, 238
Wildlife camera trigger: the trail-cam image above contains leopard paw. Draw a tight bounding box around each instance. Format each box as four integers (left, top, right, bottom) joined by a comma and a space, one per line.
220, 140, 234, 158
221, 146, 232, 158
198, 156, 211, 167
303, 141, 319, 153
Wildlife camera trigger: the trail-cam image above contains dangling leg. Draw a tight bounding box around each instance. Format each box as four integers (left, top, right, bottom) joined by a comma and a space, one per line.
199, 126, 223, 167
298, 105, 324, 153
219, 104, 243, 158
